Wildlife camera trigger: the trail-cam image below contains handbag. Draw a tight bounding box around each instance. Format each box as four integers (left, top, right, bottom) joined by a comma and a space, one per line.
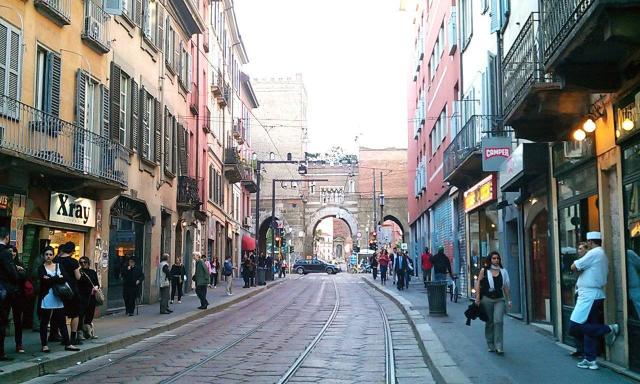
83, 272, 105, 305
52, 264, 74, 300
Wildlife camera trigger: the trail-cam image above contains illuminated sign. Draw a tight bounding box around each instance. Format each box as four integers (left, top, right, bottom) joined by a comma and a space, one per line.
464, 175, 497, 212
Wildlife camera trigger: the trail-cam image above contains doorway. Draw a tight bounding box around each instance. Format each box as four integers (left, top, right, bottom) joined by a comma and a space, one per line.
530, 210, 550, 323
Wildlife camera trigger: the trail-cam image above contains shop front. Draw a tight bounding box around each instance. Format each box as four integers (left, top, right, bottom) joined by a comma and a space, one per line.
464, 175, 499, 296
552, 139, 599, 346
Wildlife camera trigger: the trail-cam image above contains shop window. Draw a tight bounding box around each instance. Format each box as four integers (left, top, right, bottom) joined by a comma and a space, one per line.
48, 229, 85, 260
552, 139, 595, 176
468, 205, 499, 295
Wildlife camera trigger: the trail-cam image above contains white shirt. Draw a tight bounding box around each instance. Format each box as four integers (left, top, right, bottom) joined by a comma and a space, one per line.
570, 246, 608, 324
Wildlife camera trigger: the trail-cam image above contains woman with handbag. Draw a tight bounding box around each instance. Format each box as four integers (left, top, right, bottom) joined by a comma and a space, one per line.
38, 248, 79, 352
474, 251, 511, 355
53, 242, 83, 345
78, 256, 100, 340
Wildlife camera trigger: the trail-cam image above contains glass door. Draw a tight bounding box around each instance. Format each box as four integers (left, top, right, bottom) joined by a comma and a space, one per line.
530, 210, 550, 322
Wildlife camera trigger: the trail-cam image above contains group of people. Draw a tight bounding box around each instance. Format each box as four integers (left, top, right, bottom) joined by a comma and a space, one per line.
369, 247, 416, 290
0, 229, 101, 359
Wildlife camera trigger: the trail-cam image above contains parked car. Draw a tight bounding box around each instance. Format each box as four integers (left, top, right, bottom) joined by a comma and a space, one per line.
293, 259, 340, 275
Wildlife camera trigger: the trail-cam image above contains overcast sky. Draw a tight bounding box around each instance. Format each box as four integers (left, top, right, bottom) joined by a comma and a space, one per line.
235, 0, 411, 153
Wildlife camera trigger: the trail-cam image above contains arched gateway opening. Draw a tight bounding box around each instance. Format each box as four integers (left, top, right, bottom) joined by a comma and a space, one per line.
305, 207, 358, 261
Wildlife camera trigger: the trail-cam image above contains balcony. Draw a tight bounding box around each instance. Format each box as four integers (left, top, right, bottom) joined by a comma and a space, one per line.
177, 176, 202, 209
203, 105, 211, 134
203, 30, 210, 53
189, 82, 199, 115
0, 95, 128, 197
240, 163, 258, 193
233, 119, 245, 145
34, 0, 71, 26
223, 147, 242, 183
82, 0, 111, 54
211, 71, 229, 108
443, 115, 510, 188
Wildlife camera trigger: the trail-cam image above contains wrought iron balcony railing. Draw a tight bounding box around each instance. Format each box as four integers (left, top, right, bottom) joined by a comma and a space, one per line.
541, 0, 597, 64
223, 146, 242, 183
0, 94, 128, 186
34, 0, 71, 26
177, 175, 202, 208
240, 163, 257, 193
502, 13, 544, 119
82, 0, 111, 53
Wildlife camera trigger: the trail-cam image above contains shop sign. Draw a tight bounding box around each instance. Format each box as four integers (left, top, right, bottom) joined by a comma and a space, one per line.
482, 137, 512, 172
464, 175, 497, 212
499, 144, 524, 190
49, 192, 96, 227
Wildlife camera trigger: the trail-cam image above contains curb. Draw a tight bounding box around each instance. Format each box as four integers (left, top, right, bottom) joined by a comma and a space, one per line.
362, 277, 471, 384
0, 279, 286, 383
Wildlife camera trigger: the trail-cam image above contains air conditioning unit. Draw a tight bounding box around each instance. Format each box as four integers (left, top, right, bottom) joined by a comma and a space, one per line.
243, 216, 252, 227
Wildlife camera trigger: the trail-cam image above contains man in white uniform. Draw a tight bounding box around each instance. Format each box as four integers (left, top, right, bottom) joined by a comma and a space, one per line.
569, 231, 619, 370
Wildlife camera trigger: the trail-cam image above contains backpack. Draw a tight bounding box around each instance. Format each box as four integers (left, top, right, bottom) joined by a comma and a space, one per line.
223, 260, 233, 276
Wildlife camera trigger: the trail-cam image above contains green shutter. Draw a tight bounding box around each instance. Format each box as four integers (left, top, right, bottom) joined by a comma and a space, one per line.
139, 87, 147, 157
109, 62, 121, 143
48, 52, 61, 118
177, 124, 187, 175
101, 84, 109, 139
130, 79, 139, 150
75, 70, 86, 129
154, 98, 161, 163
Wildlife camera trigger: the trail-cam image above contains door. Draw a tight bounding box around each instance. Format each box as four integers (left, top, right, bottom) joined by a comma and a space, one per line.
108, 217, 144, 308
530, 210, 550, 322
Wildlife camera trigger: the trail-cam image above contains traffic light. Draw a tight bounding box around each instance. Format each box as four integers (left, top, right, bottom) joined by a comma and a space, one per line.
353, 245, 360, 253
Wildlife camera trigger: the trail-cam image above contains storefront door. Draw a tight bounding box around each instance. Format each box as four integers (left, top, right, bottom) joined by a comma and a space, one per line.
468, 205, 500, 295
530, 210, 550, 323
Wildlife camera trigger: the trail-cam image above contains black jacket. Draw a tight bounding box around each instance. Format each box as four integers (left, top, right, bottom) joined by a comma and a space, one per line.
122, 265, 144, 287
170, 265, 185, 281
0, 243, 19, 294
464, 303, 488, 326
78, 268, 99, 298
37, 263, 67, 298
431, 252, 452, 275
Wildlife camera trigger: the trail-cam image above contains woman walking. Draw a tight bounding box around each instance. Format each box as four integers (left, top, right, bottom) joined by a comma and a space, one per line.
474, 251, 511, 355
379, 250, 390, 285
158, 254, 172, 314
78, 256, 99, 340
37, 247, 79, 352
170, 257, 185, 304
210, 257, 219, 288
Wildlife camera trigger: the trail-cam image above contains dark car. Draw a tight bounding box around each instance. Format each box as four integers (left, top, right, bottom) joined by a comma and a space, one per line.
293, 259, 340, 275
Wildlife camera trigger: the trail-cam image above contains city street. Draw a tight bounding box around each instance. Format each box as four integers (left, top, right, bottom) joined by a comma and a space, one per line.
23, 274, 433, 384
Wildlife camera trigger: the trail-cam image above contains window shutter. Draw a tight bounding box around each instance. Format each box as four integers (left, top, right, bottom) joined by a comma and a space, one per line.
139, 87, 147, 156
187, 52, 192, 90
157, 6, 164, 50
154, 98, 161, 163
0, 24, 21, 111
490, 0, 501, 33
174, 34, 180, 74
109, 62, 121, 142
164, 18, 170, 64
177, 124, 187, 175
75, 70, 86, 129
101, 85, 110, 139
481, 70, 489, 118
48, 52, 61, 118
142, 0, 148, 36
130, 79, 139, 150
135, 0, 143, 27
0, 24, 8, 99
163, 108, 170, 170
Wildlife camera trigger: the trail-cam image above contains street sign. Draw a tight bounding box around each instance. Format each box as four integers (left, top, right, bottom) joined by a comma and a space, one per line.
357, 232, 362, 239
401, 243, 408, 250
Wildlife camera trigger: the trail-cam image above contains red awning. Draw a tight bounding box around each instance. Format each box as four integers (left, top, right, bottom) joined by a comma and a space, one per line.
242, 234, 256, 251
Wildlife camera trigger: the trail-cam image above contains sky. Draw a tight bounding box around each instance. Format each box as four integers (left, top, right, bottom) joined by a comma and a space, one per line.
234, 0, 411, 153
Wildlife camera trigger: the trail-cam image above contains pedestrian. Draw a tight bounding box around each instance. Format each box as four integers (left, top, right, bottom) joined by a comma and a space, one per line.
279, 258, 287, 278
404, 252, 414, 289
370, 252, 379, 280
569, 232, 619, 370
78, 256, 99, 340
210, 257, 219, 288
37, 248, 79, 353
389, 248, 396, 280
223, 255, 236, 295
0, 228, 20, 360
421, 247, 433, 287
9, 245, 26, 353
53, 241, 83, 345
570, 242, 589, 359
242, 255, 251, 288
157, 254, 172, 314
194, 253, 210, 309
249, 253, 257, 286
122, 257, 144, 316
394, 251, 409, 291
204, 256, 212, 286
29, 249, 45, 333
170, 257, 185, 304
474, 251, 511, 355
431, 247, 453, 282
379, 250, 390, 285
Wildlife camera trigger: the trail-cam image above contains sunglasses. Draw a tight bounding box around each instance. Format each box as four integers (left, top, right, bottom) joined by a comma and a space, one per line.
44, 253, 53, 256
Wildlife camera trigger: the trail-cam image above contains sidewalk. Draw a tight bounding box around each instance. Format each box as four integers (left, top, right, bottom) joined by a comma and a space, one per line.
362, 273, 636, 384
0, 276, 289, 382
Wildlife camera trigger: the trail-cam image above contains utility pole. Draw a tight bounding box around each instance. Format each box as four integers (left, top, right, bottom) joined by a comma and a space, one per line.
372, 169, 376, 244
380, 171, 383, 247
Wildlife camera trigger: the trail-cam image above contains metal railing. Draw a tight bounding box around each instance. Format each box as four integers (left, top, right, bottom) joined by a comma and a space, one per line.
82, 0, 111, 52
0, 95, 128, 186
203, 105, 211, 133
177, 176, 202, 207
541, 0, 596, 64
224, 146, 240, 165
189, 82, 199, 115
443, 115, 506, 179
503, 13, 544, 118
34, 0, 71, 24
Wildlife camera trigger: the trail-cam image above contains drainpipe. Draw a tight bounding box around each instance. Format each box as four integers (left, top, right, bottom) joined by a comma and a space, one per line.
195, 34, 201, 197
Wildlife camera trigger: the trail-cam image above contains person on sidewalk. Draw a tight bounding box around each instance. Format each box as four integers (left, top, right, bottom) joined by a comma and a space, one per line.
404, 252, 414, 289
475, 251, 511, 355
570, 242, 589, 359
194, 253, 210, 309
223, 255, 236, 296
210, 257, 219, 288
249, 253, 257, 287
379, 250, 390, 285
122, 257, 144, 316
569, 231, 619, 370
431, 247, 453, 282
10, 245, 26, 353
390, 247, 398, 283
421, 247, 433, 287
78, 256, 99, 340
370, 252, 379, 280
0, 228, 20, 360
54, 242, 83, 346
279, 257, 287, 278
395, 251, 409, 291
157, 254, 172, 314
37, 248, 79, 353
170, 257, 186, 304
242, 255, 252, 288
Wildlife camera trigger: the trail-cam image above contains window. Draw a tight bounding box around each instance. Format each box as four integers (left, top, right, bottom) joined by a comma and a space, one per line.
430, 106, 447, 155
165, 17, 174, 70
143, 0, 157, 43
119, 74, 129, 146
83, 78, 100, 134
208, 165, 214, 201
35, 47, 61, 117
143, 93, 153, 159
461, 0, 473, 49
0, 19, 22, 112
164, 108, 174, 174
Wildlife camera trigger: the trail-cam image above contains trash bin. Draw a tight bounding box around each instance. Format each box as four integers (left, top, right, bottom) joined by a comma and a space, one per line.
257, 267, 267, 286
266, 267, 274, 281
425, 281, 447, 316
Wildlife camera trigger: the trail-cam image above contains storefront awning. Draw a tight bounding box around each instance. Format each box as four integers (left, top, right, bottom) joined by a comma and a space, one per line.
242, 234, 256, 251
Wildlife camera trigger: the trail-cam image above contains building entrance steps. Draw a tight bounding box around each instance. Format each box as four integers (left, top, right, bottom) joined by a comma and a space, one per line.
362, 274, 636, 384
0, 276, 290, 383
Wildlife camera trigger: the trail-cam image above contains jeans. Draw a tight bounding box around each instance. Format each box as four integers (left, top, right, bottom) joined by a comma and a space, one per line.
159, 286, 170, 313
372, 267, 378, 280
195, 285, 209, 307
423, 269, 432, 284
481, 297, 506, 350
569, 299, 610, 361
434, 273, 448, 282
380, 266, 388, 283
171, 279, 183, 301
40, 308, 70, 347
